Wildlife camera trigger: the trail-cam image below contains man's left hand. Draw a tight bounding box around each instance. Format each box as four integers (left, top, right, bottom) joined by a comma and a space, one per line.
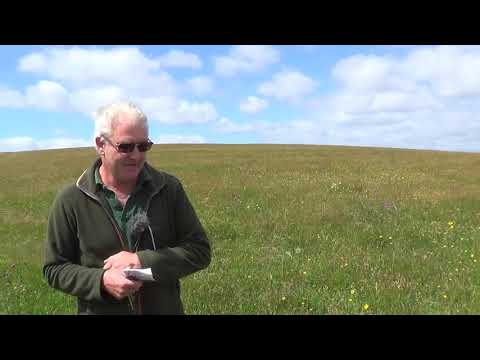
104, 251, 142, 270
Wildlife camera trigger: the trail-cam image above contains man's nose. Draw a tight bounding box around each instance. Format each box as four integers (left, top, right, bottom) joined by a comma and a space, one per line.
129, 145, 144, 158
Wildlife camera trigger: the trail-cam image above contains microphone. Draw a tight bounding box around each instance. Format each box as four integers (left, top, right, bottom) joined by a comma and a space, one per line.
125, 212, 150, 314
127, 212, 150, 251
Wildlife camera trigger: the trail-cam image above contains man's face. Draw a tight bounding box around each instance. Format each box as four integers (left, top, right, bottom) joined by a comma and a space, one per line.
101, 114, 149, 184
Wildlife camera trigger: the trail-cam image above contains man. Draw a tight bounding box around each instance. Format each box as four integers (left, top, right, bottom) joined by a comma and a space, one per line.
43, 102, 211, 314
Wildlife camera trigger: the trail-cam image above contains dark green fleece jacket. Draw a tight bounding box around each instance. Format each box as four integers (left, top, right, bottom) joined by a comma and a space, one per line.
43, 158, 211, 315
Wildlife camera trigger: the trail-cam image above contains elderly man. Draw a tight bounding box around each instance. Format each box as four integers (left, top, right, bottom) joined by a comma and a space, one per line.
43, 102, 211, 314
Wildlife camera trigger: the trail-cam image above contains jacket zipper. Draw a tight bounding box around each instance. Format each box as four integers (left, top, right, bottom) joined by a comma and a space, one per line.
78, 180, 165, 315
102, 204, 139, 314
134, 185, 163, 315
78, 188, 137, 314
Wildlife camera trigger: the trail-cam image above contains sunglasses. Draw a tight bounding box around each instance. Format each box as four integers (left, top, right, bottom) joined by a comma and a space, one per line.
103, 136, 153, 153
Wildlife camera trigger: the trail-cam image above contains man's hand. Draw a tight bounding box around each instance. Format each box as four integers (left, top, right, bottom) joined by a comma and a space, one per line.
103, 251, 142, 270
102, 268, 143, 300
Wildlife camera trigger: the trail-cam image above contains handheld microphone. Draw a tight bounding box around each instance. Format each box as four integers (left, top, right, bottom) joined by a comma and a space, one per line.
127, 212, 150, 251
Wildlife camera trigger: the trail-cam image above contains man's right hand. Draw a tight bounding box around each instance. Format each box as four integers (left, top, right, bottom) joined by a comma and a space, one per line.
101, 268, 143, 300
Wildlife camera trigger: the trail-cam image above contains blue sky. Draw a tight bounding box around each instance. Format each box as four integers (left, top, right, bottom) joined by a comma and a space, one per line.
0, 45, 479, 152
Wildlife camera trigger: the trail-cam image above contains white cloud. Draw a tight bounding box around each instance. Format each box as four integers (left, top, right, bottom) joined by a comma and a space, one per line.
17, 52, 47, 73
71, 87, 213, 124
332, 54, 418, 92
187, 76, 214, 96
239, 96, 268, 113
325, 46, 480, 118
25, 81, 69, 111
214, 45, 280, 77
402, 46, 480, 97
8, 45, 480, 153
18, 47, 164, 90
333, 46, 480, 99
176, 101, 218, 123
12, 47, 219, 124
36, 138, 92, 150
0, 137, 37, 152
69, 86, 127, 115
215, 117, 256, 134
258, 70, 317, 102
139, 97, 218, 124
302, 45, 320, 52
258, 120, 319, 144
0, 82, 71, 111
156, 50, 202, 69
0, 136, 91, 152
333, 54, 392, 89
262, 47, 480, 151
329, 88, 442, 115
154, 135, 207, 144
0, 87, 25, 107
261, 100, 480, 152
369, 89, 442, 113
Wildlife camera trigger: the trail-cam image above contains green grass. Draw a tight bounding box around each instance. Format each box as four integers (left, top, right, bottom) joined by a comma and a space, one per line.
1, 144, 480, 314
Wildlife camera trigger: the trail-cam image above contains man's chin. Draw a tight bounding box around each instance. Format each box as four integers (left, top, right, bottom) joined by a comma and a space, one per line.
119, 169, 140, 183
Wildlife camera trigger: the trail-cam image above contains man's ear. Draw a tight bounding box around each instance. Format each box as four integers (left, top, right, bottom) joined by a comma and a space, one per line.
95, 136, 105, 155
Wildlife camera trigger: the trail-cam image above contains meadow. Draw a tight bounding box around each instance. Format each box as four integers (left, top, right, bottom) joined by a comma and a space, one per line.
1, 144, 479, 314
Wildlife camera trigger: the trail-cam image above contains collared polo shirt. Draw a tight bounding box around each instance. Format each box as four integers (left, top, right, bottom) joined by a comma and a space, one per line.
95, 165, 153, 250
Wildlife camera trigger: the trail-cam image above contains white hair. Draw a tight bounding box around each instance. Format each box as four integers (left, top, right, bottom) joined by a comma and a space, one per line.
93, 101, 149, 140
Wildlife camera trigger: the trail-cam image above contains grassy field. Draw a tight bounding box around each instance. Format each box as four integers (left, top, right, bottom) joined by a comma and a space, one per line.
1, 144, 480, 314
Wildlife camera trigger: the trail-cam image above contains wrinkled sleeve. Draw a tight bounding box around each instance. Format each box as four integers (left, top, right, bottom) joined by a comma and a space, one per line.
43, 187, 106, 302
137, 180, 211, 282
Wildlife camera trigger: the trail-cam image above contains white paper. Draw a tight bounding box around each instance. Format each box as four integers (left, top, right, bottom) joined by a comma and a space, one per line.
123, 268, 155, 282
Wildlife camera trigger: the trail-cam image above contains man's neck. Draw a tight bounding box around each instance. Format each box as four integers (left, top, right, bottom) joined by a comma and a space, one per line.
99, 164, 135, 195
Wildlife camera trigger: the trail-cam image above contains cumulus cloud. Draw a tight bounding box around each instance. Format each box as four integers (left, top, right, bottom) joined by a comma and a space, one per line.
266, 101, 480, 152
329, 87, 443, 115
402, 45, 480, 97
302, 45, 319, 52
332, 46, 480, 100
10, 47, 220, 125
0, 137, 37, 152
7, 45, 480, 152
0, 87, 25, 107
214, 45, 280, 77
176, 101, 218, 123
36, 137, 92, 149
18, 47, 164, 89
1, 81, 71, 111
71, 91, 219, 125
257, 120, 319, 144
25, 81, 69, 111
0, 136, 91, 152
139, 97, 218, 124
69, 86, 127, 115
16, 46, 178, 107
18, 52, 47, 73
258, 70, 317, 102
332, 54, 400, 92
215, 117, 256, 134
154, 134, 207, 144
187, 76, 214, 96
260, 46, 480, 152
239, 96, 268, 113
156, 50, 202, 69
